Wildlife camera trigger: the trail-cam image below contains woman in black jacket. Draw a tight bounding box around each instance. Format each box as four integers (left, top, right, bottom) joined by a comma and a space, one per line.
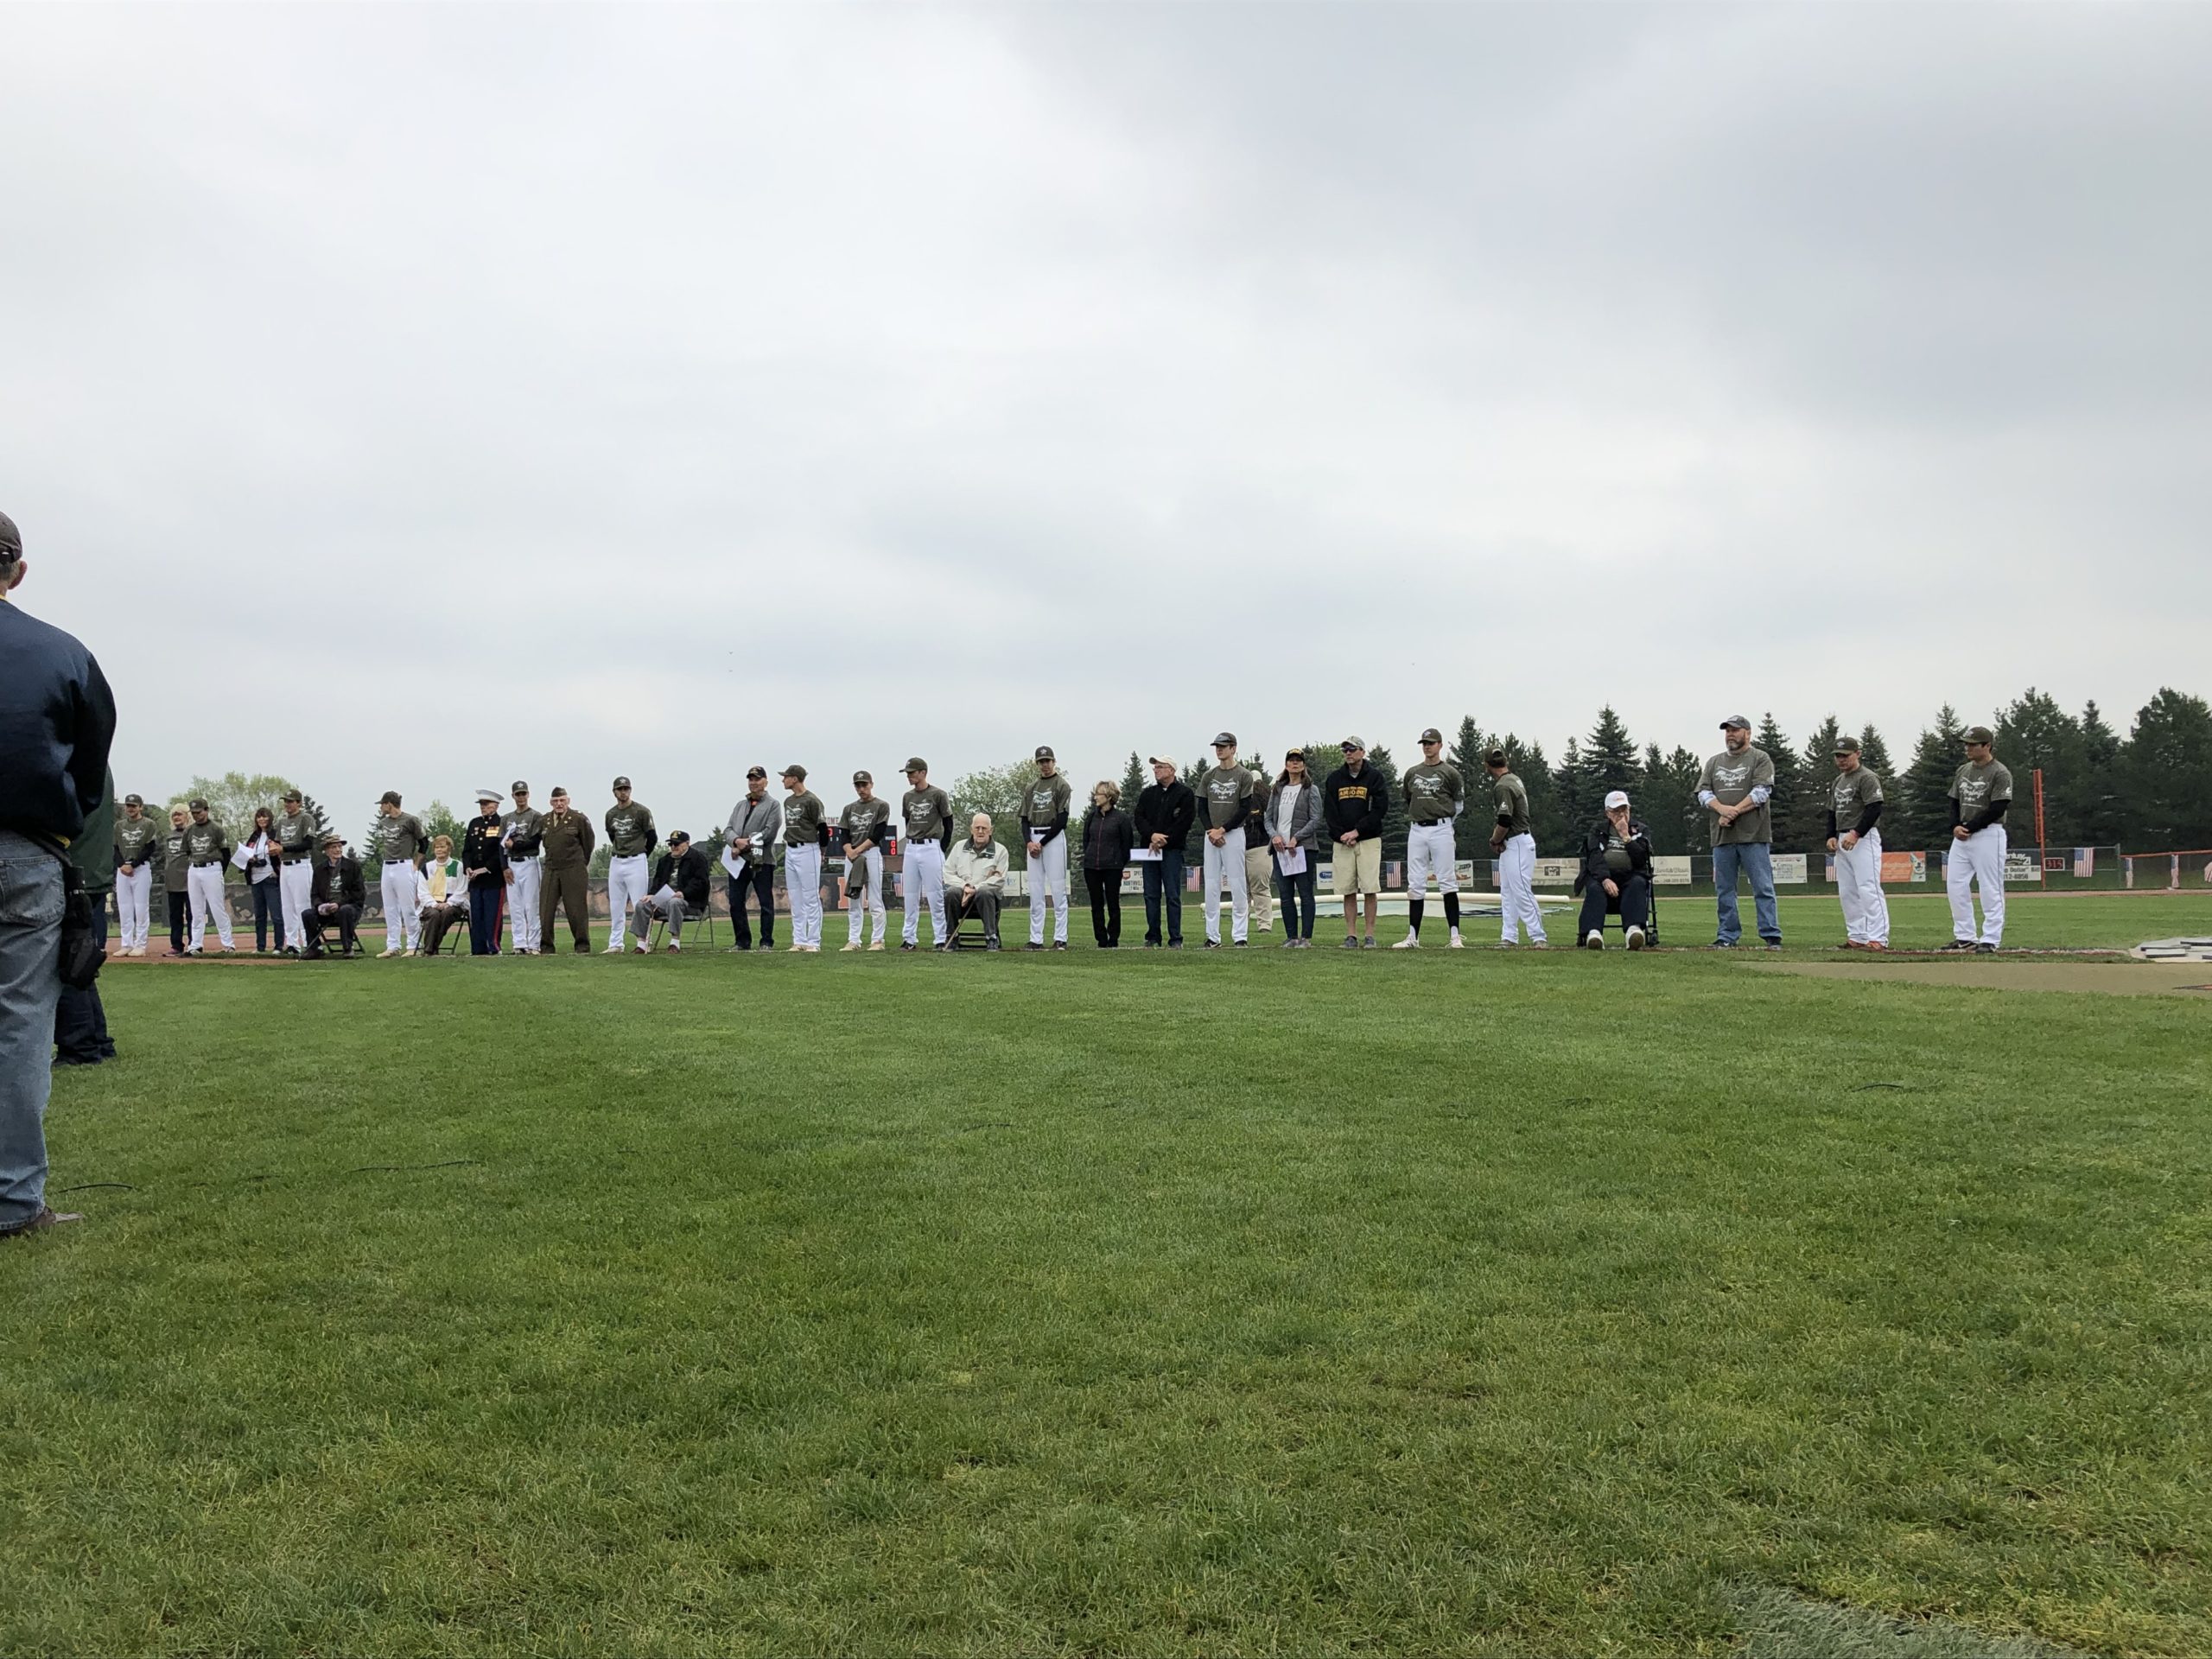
1574, 789, 1653, 950
1080, 780, 1137, 948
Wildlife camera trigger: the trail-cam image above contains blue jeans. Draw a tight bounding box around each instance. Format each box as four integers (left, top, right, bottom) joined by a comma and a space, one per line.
249, 877, 282, 950
1713, 841, 1780, 944
1275, 859, 1316, 938
1, 830, 67, 1230
1142, 852, 1185, 944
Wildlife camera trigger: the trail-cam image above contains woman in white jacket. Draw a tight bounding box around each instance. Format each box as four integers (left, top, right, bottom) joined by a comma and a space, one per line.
231, 806, 285, 954
415, 836, 470, 957
1268, 750, 1325, 949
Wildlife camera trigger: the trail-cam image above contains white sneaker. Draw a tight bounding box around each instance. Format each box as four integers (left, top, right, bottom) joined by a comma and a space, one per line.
1584, 930, 1605, 950
867, 941, 885, 951
379, 948, 402, 958
1626, 925, 1647, 950
603, 945, 623, 954
632, 942, 649, 954
1391, 935, 1421, 950
1446, 932, 1464, 950
841, 942, 862, 952
403, 949, 417, 957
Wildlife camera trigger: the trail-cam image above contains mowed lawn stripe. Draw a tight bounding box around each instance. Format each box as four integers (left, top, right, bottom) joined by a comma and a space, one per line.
5, 898, 2209, 1656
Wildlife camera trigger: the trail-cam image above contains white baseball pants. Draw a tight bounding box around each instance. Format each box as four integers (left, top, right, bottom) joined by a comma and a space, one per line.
606, 853, 649, 949
786, 844, 824, 947
1835, 829, 1890, 945
846, 848, 885, 944
186, 864, 233, 950
1407, 822, 1459, 893
1498, 833, 1546, 944
381, 862, 420, 950
1202, 824, 1249, 944
279, 860, 313, 950
116, 864, 151, 950
1027, 834, 1069, 944
508, 857, 543, 950
904, 841, 948, 944
1947, 824, 2007, 945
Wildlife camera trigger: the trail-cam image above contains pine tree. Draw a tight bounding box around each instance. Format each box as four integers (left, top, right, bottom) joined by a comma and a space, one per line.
1582, 707, 1638, 801
1119, 751, 1145, 809
1752, 714, 1805, 851
1794, 715, 1845, 851
1553, 738, 1586, 836
1636, 741, 1699, 855
2078, 702, 2125, 846
1856, 724, 1895, 782
1516, 740, 1568, 850
1450, 715, 1495, 859
2124, 688, 2212, 849
1898, 704, 1967, 849
1368, 744, 1408, 863
1995, 689, 2088, 848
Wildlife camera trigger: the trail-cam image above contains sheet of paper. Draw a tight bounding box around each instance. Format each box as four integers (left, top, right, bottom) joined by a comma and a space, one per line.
1277, 848, 1306, 876
720, 846, 748, 880
1128, 848, 1163, 861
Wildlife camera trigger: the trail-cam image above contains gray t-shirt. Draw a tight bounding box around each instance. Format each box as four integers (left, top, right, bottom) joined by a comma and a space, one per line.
1492, 772, 1532, 837
902, 785, 953, 847
783, 791, 827, 853
840, 798, 892, 854
604, 803, 656, 859
501, 807, 546, 857
114, 813, 162, 872
1020, 772, 1073, 840
1830, 767, 1883, 837
1949, 760, 2014, 825
1198, 765, 1253, 830
1698, 747, 1776, 845
379, 812, 427, 862
1402, 760, 1464, 824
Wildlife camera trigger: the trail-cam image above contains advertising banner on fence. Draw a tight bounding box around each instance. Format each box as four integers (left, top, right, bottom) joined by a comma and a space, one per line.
1531, 858, 1580, 887
1883, 850, 1927, 884
1651, 855, 1693, 886
2004, 851, 2040, 883
1772, 854, 1807, 885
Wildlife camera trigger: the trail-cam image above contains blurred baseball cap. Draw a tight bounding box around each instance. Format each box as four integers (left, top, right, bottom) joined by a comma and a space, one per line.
511, 779, 530, 794
1604, 789, 1631, 810
1834, 736, 1860, 754
1212, 731, 1236, 747
189, 798, 209, 810
379, 790, 403, 806
747, 766, 767, 779
124, 792, 144, 806
669, 829, 690, 845
612, 775, 632, 789
781, 764, 807, 781
854, 770, 873, 786
1965, 726, 1994, 745
904, 756, 928, 772
1719, 715, 1751, 731
1341, 734, 1365, 751
282, 788, 302, 803
1149, 754, 1176, 770
1419, 727, 1442, 743
321, 830, 345, 847
1485, 748, 1508, 767
1034, 745, 1055, 761
0, 510, 19, 560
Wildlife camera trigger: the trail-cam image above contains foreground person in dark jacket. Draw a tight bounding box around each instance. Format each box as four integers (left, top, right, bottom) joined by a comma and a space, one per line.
1574, 789, 1653, 950
1131, 759, 1197, 949
632, 831, 712, 952
1080, 781, 1137, 949
302, 834, 367, 958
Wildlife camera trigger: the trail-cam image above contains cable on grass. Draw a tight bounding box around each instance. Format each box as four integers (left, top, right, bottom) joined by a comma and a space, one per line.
1851, 1081, 1910, 1091
348, 1160, 483, 1173
54, 1182, 137, 1192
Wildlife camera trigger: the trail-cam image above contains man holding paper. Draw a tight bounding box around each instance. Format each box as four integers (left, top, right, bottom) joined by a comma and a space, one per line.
723, 766, 782, 951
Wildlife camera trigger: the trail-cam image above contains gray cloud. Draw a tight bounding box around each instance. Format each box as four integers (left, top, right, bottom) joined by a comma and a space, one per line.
3, 3, 2206, 835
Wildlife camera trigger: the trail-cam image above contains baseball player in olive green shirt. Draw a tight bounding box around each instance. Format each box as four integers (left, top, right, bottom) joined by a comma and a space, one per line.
270, 788, 316, 956
1198, 733, 1254, 946
1486, 749, 1546, 946
112, 792, 160, 955
180, 799, 235, 955
603, 776, 658, 953
781, 766, 829, 952
899, 759, 955, 950
1944, 726, 2013, 951
373, 791, 428, 955
1020, 745, 1075, 950
1395, 727, 1465, 949
839, 772, 893, 950
1826, 736, 1889, 949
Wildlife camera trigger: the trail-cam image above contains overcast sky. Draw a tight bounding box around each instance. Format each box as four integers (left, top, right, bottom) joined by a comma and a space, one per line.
5, 3, 2207, 833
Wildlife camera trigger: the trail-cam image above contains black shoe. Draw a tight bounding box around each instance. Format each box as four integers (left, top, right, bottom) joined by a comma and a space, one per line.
985, 939, 1001, 951
1052, 942, 1068, 951
1024, 943, 1044, 952
53, 1053, 104, 1067
1974, 942, 1997, 954
1166, 939, 1182, 950
1939, 938, 1976, 952
1204, 941, 1221, 950
302, 947, 325, 961
899, 943, 917, 952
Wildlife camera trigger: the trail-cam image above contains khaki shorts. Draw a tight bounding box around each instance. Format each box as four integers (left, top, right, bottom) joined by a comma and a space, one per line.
1331, 838, 1382, 895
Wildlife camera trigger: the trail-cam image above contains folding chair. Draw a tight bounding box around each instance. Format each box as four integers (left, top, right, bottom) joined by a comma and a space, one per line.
645, 895, 715, 952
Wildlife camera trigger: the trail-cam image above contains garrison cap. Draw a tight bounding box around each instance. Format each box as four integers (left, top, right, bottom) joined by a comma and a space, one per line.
550, 785, 569, 797
1834, 735, 1860, 754
124, 792, 144, 806
0, 509, 20, 560
781, 764, 807, 782
1419, 727, 1443, 743
612, 775, 632, 790
1965, 725, 1995, 745
1034, 745, 1054, 761
904, 756, 928, 772
1211, 731, 1236, 747
1719, 715, 1751, 731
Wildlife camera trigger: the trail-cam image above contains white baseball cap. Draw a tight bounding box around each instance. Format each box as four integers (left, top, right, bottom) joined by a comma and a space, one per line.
1604, 789, 1630, 810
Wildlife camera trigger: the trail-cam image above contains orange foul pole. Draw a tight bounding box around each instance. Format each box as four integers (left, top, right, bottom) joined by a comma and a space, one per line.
2034, 768, 2048, 889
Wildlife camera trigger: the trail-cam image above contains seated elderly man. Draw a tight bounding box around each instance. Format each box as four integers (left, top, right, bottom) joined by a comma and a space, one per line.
1574, 788, 1654, 950
632, 830, 711, 952
301, 832, 366, 959
941, 812, 1010, 951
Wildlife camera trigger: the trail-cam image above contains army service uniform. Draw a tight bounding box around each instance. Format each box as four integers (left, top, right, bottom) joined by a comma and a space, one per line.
538, 806, 596, 953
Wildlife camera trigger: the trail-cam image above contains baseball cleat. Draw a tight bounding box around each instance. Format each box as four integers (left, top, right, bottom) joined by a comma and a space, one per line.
1391, 936, 1420, 950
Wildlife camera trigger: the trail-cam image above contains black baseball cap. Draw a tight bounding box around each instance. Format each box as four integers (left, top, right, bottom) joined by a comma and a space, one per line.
189, 798, 209, 810
854, 770, 873, 786
380, 790, 403, 806
1419, 728, 1442, 744
904, 756, 928, 772
1485, 748, 1508, 767
512, 779, 530, 794
782, 764, 806, 782
1719, 715, 1751, 731
1834, 736, 1860, 754
1212, 731, 1236, 747
747, 766, 766, 779
282, 788, 302, 803
1034, 745, 1055, 761
669, 830, 690, 845
0, 510, 19, 560
1965, 726, 1994, 745
613, 775, 632, 790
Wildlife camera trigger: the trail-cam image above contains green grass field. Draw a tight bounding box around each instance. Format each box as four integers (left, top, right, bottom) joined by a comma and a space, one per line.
7, 894, 2210, 1657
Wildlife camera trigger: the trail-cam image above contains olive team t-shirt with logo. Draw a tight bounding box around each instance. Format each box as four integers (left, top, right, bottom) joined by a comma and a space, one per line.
1830, 767, 1883, 837
1949, 760, 2014, 827
1697, 747, 1777, 845
1493, 772, 1532, 838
